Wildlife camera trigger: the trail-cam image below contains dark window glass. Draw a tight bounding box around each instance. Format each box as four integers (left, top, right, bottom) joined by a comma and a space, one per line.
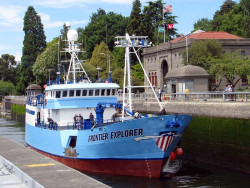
112, 89, 115, 95
69, 90, 74, 97
82, 90, 87, 96
56, 91, 61, 98
95, 89, 100, 96
76, 90, 81, 96
107, 89, 110, 96
89, 90, 93, 96
101, 89, 105, 96
62, 90, 67, 97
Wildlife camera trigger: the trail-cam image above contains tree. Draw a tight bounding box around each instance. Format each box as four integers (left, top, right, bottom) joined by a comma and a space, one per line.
126, 0, 142, 36
240, 0, 250, 38
33, 38, 59, 85
18, 6, 46, 93
193, 18, 212, 32
209, 51, 250, 87
182, 39, 222, 70
0, 54, 17, 84
88, 42, 115, 80
0, 81, 15, 96
142, 0, 178, 44
78, 9, 128, 59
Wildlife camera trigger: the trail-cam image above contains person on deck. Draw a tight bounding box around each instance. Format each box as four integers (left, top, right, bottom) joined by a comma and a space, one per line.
89, 113, 94, 125
73, 114, 78, 127
78, 114, 84, 129
160, 107, 167, 115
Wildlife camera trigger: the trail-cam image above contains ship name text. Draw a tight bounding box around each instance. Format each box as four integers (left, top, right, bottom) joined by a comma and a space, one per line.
88, 128, 143, 142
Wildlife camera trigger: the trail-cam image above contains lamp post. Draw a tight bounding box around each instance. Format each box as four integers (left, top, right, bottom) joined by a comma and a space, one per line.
96, 67, 101, 82
100, 53, 110, 74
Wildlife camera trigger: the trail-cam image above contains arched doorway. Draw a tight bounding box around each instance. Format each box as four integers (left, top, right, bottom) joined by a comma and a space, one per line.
162, 60, 168, 79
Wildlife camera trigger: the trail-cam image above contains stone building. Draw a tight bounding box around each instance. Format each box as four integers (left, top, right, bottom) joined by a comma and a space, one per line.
165, 65, 210, 94
143, 31, 250, 92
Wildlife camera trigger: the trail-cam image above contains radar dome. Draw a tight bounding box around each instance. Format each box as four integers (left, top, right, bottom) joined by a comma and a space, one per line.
67, 29, 78, 42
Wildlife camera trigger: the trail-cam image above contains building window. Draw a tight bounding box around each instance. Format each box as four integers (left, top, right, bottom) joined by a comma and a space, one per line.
151, 72, 154, 86
242, 76, 248, 84
154, 72, 157, 87
241, 51, 245, 56
149, 73, 151, 84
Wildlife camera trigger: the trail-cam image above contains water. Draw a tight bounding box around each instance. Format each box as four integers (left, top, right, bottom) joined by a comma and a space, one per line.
1, 118, 250, 188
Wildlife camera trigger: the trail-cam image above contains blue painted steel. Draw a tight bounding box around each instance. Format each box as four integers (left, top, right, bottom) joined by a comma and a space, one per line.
25, 114, 192, 160
95, 104, 105, 124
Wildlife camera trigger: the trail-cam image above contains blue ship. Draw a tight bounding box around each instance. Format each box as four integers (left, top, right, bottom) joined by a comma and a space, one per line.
25, 26, 192, 178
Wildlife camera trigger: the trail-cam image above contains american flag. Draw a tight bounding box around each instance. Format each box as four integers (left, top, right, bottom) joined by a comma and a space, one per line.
163, 5, 172, 13
156, 135, 174, 151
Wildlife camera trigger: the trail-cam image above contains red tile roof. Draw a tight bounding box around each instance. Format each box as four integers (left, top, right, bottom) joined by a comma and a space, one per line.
170, 31, 243, 43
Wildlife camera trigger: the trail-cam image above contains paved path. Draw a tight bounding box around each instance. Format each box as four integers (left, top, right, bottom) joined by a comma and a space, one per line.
0, 136, 110, 188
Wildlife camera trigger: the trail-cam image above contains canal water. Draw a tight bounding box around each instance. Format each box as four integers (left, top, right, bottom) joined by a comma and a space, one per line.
1, 118, 250, 188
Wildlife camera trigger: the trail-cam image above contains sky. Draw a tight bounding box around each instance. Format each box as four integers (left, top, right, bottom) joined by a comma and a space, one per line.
0, 0, 240, 62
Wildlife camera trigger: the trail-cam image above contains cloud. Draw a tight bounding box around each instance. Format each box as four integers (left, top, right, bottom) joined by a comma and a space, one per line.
39, 13, 88, 29
32, 0, 138, 8
0, 5, 25, 32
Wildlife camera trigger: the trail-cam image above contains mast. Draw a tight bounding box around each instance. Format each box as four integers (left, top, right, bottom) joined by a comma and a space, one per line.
115, 34, 163, 121
64, 23, 90, 83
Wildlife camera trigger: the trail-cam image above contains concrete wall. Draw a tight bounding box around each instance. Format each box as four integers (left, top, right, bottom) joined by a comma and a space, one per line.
133, 101, 250, 120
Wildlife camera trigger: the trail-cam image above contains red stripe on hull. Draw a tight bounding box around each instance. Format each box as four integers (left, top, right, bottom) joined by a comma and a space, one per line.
29, 146, 168, 178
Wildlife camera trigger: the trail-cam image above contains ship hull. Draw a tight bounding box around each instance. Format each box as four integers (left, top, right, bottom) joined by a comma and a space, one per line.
27, 145, 168, 178
25, 113, 192, 178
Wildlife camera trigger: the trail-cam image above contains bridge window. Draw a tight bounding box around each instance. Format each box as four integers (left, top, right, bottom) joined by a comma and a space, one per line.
69, 90, 74, 97
56, 91, 61, 98
112, 89, 115, 95
95, 89, 100, 96
107, 89, 111, 96
89, 90, 93, 96
101, 89, 105, 96
76, 90, 81, 96
82, 90, 87, 96
62, 90, 68, 97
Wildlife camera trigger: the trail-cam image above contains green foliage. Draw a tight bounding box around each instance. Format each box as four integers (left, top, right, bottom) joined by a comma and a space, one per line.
112, 48, 125, 68
193, 18, 212, 32
0, 54, 17, 85
33, 38, 59, 85
194, 0, 250, 38
88, 42, 115, 79
141, 0, 178, 44
0, 81, 15, 96
183, 39, 222, 70
112, 68, 124, 86
209, 51, 250, 87
19, 6, 46, 93
11, 104, 26, 115
126, 0, 142, 36
82, 63, 98, 80
78, 9, 128, 58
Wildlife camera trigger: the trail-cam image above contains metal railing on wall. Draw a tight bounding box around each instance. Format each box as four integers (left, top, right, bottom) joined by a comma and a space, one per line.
117, 92, 250, 102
